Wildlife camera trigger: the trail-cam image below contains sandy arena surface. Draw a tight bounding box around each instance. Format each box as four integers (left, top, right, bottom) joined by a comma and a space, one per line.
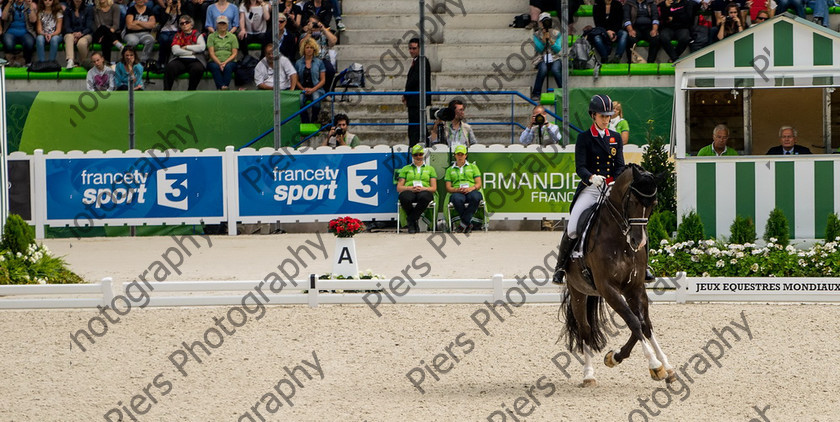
1, 232, 838, 421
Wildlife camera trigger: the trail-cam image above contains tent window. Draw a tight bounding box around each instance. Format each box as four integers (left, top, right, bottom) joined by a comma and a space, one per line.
688, 90, 744, 155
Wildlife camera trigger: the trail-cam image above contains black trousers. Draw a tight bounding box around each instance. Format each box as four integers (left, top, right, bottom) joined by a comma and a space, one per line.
92, 25, 119, 62
164, 58, 205, 91
399, 190, 433, 224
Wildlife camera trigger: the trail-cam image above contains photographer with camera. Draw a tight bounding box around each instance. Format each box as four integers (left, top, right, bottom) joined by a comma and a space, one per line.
530, 12, 563, 102
717, 2, 743, 40
430, 99, 478, 147
520, 105, 561, 145
300, 16, 337, 87
321, 113, 360, 148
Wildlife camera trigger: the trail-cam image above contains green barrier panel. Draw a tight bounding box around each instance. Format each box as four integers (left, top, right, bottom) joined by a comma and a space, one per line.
599, 64, 630, 76
629, 63, 660, 75
549, 5, 593, 17
10, 91, 301, 153
540, 92, 555, 105
300, 123, 321, 136
658, 64, 676, 75
554, 87, 673, 146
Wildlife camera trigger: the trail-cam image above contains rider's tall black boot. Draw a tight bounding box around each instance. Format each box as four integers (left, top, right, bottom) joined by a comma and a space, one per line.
552, 233, 576, 285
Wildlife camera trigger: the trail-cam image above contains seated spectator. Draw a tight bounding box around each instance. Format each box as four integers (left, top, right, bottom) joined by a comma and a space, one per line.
114, 45, 144, 90
321, 113, 360, 147
2, 0, 37, 67
154, 0, 180, 70
123, 0, 156, 67
282, 0, 302, 32
749, 0, 774, 22
92, 0, 123, 64
205, 0, 238, 35
63, 0, 93, 69
207, 15, 238, 90
300, 16, 337, 89
752, 9, 771, 24
520, 105, 561, 145
35, 0, 63, 64
658, 0, 695, 62
301, 0, 332, 29
697, 124, 738, 156
608, 101, 630, 145
254, 43, 297, 90
624, 0, 661, 63
767, 126, 812, 155
590, 0, 629, 63
445, 144, 483, 234
527, 0, 582, 31
294, 37, 326, 123
717, 2, 744, 40
87, 51, 115, 91
237, 0, 269, 56
711, 0, 749, 25
529, 12, 562, 101
164, 15, 206, 91
430, 99, 478, 147
807, 0, 830, 26
775, 0, 805, 17
182, 0, 210, 31
330, 0, 344, 31
396, 144, 438, 234
275, 13, 298, 60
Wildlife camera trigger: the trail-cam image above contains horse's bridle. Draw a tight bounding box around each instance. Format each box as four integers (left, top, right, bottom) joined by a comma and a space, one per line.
603, 182, 657, 238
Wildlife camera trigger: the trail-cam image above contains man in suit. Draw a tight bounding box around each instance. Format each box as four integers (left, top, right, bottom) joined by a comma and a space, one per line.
402, 37, 432, 148
767, 126, 812, 155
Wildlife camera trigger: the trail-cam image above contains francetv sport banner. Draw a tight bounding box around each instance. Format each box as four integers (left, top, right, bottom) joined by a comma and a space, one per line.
43, 152, 226, 225
235, 147, 401, 222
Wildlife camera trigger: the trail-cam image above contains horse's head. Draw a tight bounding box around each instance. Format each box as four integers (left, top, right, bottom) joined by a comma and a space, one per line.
609, 164, 658, 252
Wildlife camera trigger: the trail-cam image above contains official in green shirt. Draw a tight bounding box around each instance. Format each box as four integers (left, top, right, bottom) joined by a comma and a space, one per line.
444, 144, 483, 233
697, 124, 739, 156
397, 144, 437, 234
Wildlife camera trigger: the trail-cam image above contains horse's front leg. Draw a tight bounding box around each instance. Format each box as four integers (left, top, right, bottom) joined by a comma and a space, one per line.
604, 335, 637, 368
599, 289, 666, 381
639, 292, 677, 383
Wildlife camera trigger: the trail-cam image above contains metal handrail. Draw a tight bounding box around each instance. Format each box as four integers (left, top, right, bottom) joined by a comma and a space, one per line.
237, 90, 583, 150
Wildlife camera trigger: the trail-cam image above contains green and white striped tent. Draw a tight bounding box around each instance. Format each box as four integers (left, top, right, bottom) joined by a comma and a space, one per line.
672, 14, 840, 239
672, 13, 840, 158
677, 157, 840, 239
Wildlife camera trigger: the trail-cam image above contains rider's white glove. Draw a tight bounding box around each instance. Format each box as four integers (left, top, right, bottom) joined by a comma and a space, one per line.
589, 174, 606, 187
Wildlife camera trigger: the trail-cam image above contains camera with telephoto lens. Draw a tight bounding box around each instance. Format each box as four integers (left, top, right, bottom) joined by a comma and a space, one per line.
334, 127, 344, 136
430, 106, 455, 121
542, 18, 552, 30
534, 114, 546, 125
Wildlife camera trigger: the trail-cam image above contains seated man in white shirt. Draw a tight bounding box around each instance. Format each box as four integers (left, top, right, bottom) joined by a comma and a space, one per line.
520, 105, 561, 145
255, 43, 298, 90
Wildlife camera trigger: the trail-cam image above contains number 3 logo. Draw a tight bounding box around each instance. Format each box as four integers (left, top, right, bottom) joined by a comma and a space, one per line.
157, 164, 189, 210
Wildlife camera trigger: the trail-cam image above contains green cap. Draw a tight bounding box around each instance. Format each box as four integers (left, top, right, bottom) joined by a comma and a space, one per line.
453, 145, 468, 155
411, 144, 425, 155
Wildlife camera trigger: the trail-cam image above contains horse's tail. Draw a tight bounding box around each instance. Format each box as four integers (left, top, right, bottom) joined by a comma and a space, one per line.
560, 290, 610, 353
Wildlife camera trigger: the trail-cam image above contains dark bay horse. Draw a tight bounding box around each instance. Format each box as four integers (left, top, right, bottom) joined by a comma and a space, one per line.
560, 163, 676, 387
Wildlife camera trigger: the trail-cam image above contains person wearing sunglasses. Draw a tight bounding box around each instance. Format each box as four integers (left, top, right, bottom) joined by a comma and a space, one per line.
164, 15, 206, 90
396, 144, 438, 234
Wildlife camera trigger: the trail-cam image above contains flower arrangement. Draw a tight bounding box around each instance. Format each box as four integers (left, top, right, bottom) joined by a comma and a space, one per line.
328, 216, 365, 238
650, 237, 840, 278
0, 214, 84, 285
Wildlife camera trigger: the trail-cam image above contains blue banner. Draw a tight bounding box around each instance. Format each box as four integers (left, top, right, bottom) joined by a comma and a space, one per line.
46, 156, 225, 220
237, 152, 401, 217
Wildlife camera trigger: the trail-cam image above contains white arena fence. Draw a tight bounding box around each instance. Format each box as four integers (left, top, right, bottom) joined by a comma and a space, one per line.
1, 274, 840, 309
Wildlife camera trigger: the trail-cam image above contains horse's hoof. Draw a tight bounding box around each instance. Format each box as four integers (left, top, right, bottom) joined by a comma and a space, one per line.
649, 365, 667, 381
581, 378, 597, 388
604, 350, 619, 368
665, 369, 677, 384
